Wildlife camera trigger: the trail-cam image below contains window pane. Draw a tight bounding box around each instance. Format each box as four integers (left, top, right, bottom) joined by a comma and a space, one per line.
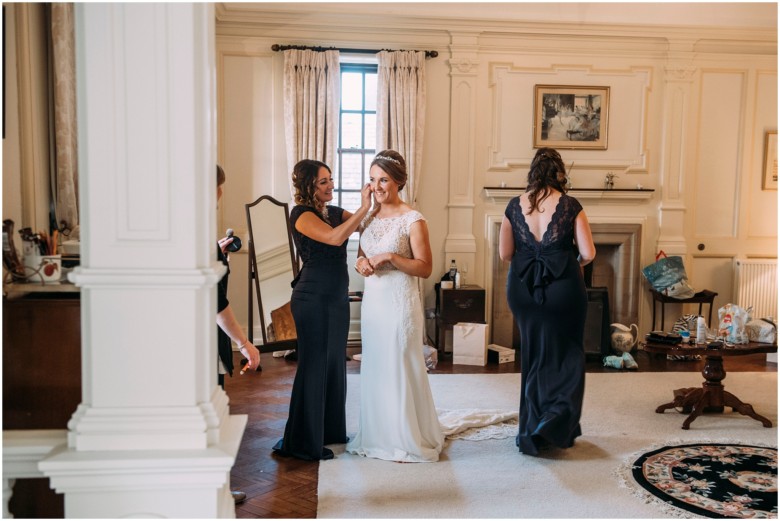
364, 114, 376, 150
341, 113, 362, 149
341, 191, 361, 212
364, 154, 373, 177
340, 154, 363, 190
365, 73, 377, 111
341, 72, 363, 111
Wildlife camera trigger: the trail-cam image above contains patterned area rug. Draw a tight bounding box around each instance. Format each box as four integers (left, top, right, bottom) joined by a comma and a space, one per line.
631, 443, 777, 518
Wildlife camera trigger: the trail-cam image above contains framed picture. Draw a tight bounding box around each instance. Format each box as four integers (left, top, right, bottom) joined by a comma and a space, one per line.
533, 85, 610, 150
762, 131, 777, 190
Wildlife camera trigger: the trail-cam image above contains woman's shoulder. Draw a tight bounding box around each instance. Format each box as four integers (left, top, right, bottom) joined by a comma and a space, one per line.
290, 204, 313, 217
402, 207, 426, 224
561, 193, 583, 212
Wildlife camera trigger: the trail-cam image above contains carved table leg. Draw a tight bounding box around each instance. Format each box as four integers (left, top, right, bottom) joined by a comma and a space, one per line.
681, 388, 713, 430
722, 390, 773, 427
656, 387, 702, 414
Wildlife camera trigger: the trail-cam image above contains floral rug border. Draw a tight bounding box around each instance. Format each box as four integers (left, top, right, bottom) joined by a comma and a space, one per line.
614, 438, 778, 519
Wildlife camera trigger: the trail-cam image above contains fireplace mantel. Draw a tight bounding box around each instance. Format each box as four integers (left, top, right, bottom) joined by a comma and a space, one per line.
483, 187, 655, 205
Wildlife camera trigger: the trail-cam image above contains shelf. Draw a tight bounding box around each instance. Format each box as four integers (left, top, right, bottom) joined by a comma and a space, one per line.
483, 187, 655, 205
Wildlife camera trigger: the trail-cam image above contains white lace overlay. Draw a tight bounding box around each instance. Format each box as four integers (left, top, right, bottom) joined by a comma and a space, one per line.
360, 211, 425, 352
438, 409, 519, 441
347, 211, 517, 462
347, 210, 444, 462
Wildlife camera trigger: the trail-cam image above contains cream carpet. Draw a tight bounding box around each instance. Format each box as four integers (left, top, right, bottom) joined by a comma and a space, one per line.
318, 372, 777, 518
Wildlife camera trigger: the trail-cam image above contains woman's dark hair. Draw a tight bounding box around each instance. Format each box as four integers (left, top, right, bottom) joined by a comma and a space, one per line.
217, 164, 226, 186
525, 147, 568, 214
371, 149, 407, 191
292, 159, 331, 212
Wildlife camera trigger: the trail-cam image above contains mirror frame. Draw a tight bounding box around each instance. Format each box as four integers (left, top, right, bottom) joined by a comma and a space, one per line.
245, 195, 299, 353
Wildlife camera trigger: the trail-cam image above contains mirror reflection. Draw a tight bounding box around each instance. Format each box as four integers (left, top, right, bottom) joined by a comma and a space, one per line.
246, 195, 299, 353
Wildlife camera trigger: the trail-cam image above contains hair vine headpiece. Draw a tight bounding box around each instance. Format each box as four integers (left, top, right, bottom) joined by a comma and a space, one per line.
375, 155, 401, 165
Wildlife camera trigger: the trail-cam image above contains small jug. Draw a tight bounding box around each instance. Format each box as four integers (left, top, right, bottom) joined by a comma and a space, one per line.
610, 323, 638, 354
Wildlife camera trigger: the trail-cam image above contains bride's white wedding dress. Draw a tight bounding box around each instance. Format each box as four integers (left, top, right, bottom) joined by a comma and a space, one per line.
346, 210, 519, 463
346, 210, 444, 462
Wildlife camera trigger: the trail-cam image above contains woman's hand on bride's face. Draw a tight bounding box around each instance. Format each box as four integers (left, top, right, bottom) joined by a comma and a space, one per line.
360, 183, 372, 210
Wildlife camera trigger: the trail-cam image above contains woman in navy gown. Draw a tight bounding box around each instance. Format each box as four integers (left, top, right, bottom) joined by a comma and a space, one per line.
273, 159, 371, 461
498, 148, 596, 456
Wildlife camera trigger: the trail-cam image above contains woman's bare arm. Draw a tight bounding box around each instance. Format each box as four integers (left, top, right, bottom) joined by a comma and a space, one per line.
367, 219, 432, 278
498, 216, 515, 262
574, 210, 596, 266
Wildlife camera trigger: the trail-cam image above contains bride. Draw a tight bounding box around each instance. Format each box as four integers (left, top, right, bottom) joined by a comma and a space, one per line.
347, 150, 444, 462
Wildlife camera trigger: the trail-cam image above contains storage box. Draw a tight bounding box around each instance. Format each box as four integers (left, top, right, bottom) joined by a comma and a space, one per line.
453, 322, 488, 366
487, 344, 515, 364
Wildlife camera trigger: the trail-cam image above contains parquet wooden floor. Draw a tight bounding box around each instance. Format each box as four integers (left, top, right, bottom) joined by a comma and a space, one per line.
226, 347, 776, 519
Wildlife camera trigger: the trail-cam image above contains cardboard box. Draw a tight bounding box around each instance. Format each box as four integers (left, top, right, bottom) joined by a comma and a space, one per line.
487, 344, 515, 364
453, 322, 488, 366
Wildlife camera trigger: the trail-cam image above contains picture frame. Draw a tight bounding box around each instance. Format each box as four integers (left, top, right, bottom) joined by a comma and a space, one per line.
533, 85, 610, 150
762, 131, 777, 190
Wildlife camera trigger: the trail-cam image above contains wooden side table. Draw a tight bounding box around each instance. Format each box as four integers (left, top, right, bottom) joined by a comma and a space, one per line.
434, 284, 485, 352
642, 340, 776, 429
650, 289, 717, 331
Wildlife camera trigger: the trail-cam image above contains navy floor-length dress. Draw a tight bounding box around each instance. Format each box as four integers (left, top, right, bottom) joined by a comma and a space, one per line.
274, 204, 350, 460
505, 194, 587, 455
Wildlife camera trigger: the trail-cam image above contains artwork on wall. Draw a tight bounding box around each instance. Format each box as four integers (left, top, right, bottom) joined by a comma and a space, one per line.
533, 85, 610, 150
762, 131, 777, 190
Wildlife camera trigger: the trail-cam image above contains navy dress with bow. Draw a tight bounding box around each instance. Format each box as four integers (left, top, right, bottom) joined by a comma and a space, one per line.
505, 193, 587, 455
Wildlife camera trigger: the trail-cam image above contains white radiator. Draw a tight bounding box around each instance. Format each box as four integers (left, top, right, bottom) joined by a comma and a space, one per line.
733, 258, 778, 320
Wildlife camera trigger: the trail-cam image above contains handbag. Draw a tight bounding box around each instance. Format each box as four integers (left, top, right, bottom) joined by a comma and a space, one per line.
642, 250, 696, 299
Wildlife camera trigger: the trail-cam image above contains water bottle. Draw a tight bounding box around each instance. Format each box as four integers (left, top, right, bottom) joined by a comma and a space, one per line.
448, 259, 458, 281
696, 316, 707, 345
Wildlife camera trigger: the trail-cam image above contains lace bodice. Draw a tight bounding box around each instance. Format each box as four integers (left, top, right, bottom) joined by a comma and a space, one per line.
290, 205, 348, 262
359, 210, 424, 270
504, 194, 582, 251
505, 194, 583, 304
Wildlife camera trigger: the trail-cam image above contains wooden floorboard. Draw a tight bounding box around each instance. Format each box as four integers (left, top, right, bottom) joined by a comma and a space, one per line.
226, 346, 776, 518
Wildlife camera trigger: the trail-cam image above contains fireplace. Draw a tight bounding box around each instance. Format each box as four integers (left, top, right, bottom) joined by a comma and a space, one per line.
489, 220, 642, 348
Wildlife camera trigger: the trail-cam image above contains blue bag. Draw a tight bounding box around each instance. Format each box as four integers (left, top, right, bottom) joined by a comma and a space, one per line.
642, 251, 696, 299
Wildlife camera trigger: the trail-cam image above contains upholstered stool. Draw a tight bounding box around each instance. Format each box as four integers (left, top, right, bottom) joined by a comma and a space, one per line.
650, 289, 718, 331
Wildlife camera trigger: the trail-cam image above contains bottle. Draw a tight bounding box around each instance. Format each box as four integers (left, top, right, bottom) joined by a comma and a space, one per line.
696, 316, 707, 345
455, 271, 462, 289
448, 259, 458, 281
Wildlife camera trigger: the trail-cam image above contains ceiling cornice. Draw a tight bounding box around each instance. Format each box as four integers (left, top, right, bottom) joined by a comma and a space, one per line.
214, 2, 777, 50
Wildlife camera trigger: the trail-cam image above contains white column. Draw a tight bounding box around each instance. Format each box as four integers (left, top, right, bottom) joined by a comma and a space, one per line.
657, 39, 697, 257
38, 4, 244, 518
444, 32, 480, 277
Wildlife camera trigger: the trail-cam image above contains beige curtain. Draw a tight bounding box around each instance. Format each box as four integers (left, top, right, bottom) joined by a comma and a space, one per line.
283, 49, 340, 194
49, 4, 79, 233
376, 51, 426, 205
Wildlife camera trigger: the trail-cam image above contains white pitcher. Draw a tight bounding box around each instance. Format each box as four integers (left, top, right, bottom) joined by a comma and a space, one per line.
610, 323, 638, 354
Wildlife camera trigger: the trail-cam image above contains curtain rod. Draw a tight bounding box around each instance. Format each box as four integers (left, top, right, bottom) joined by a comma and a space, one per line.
271, 44, 438, 58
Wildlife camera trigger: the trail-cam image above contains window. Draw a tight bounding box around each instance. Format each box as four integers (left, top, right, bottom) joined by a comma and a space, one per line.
335, 63, 377, 210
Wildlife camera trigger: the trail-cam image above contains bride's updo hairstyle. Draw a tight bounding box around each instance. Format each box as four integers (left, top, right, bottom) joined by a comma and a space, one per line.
371, 149, 407, 192
525, 147, 568, 215
292, 159, 331, 217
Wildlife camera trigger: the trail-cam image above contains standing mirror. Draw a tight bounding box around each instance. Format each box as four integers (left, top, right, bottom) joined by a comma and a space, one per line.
246, 195, 299, 353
